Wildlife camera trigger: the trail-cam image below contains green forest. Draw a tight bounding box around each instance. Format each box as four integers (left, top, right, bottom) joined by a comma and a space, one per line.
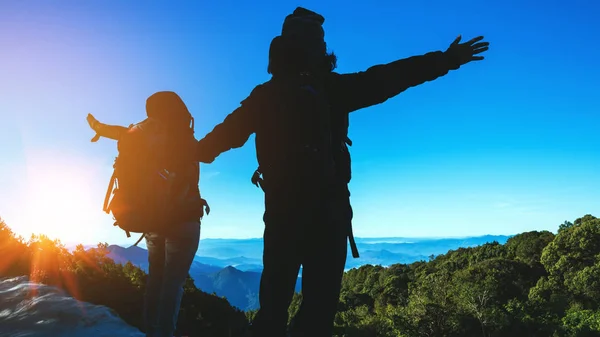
1, 214, 599, 337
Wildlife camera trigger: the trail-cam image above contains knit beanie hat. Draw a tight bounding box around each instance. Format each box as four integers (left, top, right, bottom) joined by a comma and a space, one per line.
281, 7, 325, 44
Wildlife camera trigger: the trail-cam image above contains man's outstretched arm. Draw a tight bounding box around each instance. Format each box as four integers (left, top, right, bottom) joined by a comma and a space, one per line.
87, 113, 131, 142
195, 86, 263, 163
330, 35, 489, 113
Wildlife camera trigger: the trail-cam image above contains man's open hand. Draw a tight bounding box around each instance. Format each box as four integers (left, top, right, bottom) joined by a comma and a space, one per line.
445, 35, 489, 68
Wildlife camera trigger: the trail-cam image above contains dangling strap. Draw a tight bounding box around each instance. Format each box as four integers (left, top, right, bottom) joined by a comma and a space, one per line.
349, 227, 359, 258
343, 136, 357, 257
113, 222, 131, 238
133, 233, 145, 246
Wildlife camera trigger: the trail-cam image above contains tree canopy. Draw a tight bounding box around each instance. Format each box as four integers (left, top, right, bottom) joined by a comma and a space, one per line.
2, 214, 599, 337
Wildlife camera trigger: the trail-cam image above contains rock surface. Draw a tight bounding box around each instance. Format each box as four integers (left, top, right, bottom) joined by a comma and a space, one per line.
0, 276, 143, 337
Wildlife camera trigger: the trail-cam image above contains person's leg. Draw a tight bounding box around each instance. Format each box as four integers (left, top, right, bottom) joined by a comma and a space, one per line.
155, 221, 201, 337
250, 216, 302, 337
144, 233, 166, 337
289, 194, 351, 337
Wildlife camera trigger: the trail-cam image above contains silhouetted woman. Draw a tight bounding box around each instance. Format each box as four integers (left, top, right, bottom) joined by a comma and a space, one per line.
87, 91, 207, 337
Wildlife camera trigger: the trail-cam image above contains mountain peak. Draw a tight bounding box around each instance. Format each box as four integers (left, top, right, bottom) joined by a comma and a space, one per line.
107, 244, 126, 252
126, 245, 146, 253
221, 265, 241, 273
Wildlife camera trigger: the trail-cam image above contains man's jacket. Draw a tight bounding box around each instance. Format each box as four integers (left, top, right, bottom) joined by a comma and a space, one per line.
196, 50, 458, 182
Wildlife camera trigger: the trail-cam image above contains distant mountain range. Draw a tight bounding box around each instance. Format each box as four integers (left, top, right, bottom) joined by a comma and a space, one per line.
99, 235, 510, 311
194, 235, 511, 270
105, 245, 300, 311
106, 244, 223, 275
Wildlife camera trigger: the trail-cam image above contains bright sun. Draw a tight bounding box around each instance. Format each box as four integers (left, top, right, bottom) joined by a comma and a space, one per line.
13, 152, 109, 244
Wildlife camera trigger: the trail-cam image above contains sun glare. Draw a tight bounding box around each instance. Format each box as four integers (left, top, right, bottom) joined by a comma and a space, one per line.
12, 152, 108, 245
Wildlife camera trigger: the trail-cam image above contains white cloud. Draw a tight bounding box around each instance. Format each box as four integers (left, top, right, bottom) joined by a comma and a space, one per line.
201, 171, 220, 180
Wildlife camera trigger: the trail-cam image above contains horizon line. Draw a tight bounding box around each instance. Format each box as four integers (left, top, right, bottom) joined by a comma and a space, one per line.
62, 233, 522, 247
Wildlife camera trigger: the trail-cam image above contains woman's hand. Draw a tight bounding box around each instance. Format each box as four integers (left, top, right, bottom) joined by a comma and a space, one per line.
87, 113, 102, 142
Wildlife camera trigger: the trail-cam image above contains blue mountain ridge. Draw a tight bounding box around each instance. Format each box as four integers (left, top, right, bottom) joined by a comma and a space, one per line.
105, 245, 301, 311
101, 235, 510, 311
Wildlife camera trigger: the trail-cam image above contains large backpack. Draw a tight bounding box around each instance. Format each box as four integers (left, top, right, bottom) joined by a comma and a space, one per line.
250, 75, 336, 193
250, 74, 343, 188
102, 117, 205, 245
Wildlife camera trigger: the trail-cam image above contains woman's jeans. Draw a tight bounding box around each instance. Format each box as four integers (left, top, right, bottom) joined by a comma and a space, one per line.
143, 221, 200, 337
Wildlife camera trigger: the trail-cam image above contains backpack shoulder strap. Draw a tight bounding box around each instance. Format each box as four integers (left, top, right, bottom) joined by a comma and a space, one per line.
103, 168, 117, 214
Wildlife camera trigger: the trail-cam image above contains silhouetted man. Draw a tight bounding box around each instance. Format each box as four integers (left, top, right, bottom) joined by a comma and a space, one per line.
194, 7, 489, 337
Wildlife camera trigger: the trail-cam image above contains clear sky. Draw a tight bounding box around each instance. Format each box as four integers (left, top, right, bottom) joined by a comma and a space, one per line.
0, 0, 598, 246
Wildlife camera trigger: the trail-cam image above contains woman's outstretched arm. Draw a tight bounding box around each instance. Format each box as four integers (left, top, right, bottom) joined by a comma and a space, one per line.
87, 113, 131, 142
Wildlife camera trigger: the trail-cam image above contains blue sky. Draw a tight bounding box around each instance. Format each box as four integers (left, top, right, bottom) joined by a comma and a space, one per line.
0, 0, 598, 246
